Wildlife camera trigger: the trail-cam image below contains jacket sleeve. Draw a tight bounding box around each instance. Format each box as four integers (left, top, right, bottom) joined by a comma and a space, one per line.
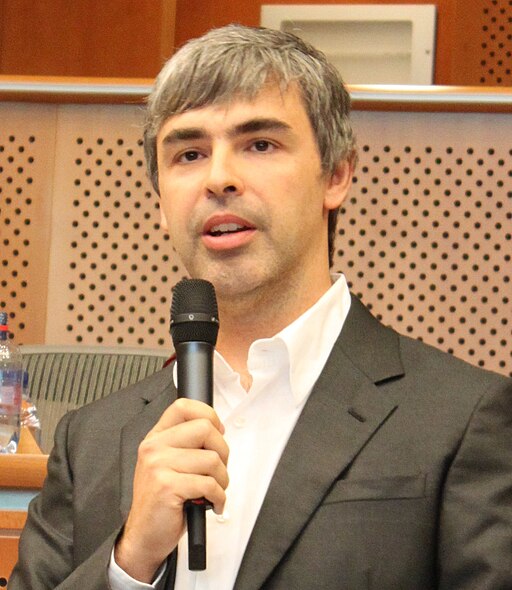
438, 376, 512, 589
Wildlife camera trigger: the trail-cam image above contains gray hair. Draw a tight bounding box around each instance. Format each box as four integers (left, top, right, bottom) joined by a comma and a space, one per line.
144, 24, 356, 265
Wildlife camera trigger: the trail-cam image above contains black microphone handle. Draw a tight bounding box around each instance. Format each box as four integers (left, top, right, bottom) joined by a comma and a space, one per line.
175, 340, 214, 571
176, 341, 214, 405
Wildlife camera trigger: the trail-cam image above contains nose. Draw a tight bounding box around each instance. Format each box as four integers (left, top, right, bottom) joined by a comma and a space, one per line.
204, 146, 244, 198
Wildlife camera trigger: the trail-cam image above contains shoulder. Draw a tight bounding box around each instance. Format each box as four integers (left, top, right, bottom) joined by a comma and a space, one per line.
387, 326, 511, 433
342, 294, 510, 411
76, 362, 174, 415
55, 363, 175, 446
397, 331, 509, 394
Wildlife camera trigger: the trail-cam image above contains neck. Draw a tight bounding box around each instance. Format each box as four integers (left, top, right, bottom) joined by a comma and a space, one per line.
215, 270, 334, 387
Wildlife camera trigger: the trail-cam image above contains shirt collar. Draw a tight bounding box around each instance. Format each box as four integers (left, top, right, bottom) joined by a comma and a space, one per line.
267, 273, 351, 406
174, 274, 351, 408
243, 274, 350, 407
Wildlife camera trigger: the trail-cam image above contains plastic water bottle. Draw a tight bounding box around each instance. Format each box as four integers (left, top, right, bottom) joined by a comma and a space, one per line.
21, 370, 42, 446
0, 312, 22, 453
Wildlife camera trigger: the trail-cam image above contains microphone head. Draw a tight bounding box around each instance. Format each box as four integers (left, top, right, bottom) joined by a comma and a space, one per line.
170, 279, 219, 346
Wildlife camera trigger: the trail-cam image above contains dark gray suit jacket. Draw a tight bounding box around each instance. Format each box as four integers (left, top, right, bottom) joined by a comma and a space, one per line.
9, 297, 512, 589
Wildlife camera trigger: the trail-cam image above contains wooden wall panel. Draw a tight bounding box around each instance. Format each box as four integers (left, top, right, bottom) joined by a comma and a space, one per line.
173, 0, 456, 85
44, 105, 177, 349
173, 0, 512, 87
342, 110, 511, 377
0, 104, 57, 344
450, 0, 512, 86
0, 0, 509, 85
0, 0, 176, 77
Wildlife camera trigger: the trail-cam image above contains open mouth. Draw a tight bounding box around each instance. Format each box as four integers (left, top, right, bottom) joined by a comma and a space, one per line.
208, 222, 251, 237
202, 216, 256, 250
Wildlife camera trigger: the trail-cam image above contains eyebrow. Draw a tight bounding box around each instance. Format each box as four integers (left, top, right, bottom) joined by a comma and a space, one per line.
229, 118, 292, 137
161, 117, 293, 146
161, 127, 207, 144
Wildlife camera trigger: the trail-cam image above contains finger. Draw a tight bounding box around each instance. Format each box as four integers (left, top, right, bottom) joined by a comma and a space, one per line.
174, 473, 228, 515
160, 448, 230, 490
148, 419, 229, 466
150, 398, 224, 434
131, 450, 228, 517
146, 467, 228, 515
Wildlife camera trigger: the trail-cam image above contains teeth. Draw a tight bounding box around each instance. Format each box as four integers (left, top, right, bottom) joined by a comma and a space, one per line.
210, 223, 244, 234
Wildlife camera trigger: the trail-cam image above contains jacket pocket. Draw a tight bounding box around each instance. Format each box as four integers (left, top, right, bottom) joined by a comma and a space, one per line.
323, 473, 427, 504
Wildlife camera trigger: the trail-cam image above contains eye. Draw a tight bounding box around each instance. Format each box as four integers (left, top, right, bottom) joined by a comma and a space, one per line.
177, 150, 203, 163
251, 140, 275, 153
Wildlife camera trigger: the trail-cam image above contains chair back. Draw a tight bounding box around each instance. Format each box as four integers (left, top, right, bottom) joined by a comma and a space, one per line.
20, 345, 170, 453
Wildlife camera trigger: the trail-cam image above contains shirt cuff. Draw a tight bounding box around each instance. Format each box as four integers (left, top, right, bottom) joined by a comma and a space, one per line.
108, 547, 167, 589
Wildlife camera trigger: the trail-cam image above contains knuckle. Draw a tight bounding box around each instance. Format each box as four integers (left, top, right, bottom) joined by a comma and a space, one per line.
138, 437, 156, 459
204, 449, 222, 470
173, 397, 189, 413
154, 469, 176, 493
204, 475, 218, 496
196, 418, 212, 439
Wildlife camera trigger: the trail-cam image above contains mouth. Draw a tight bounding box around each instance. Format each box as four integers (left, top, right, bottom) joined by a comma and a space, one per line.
207, 222, 252, 237
202, 215, 257, 251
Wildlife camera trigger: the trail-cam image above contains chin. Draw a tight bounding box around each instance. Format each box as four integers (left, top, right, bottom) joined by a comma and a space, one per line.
184, 254, 279, 299
211, 275, 258, 297
205, 270, 268, 301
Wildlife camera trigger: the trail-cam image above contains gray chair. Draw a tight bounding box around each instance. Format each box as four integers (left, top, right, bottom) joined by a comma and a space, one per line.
20, 345, 171, 453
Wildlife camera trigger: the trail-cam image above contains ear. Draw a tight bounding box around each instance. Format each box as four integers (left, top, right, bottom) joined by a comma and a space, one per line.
323, 160, 353, 211
159, 204, 169, 232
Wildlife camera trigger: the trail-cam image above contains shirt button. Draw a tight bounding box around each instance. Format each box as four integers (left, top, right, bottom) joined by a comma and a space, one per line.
233, 416, 246, 428
216, 510, 230, 523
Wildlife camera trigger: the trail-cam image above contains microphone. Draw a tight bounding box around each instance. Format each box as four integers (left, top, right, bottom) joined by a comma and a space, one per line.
170, 278, 219, 571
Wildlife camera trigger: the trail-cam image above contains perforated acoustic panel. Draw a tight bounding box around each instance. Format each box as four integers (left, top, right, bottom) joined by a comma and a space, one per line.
0, 104, 510, 376
479, 0, 512, 85
46, 106, 179, 348
0, 104, 58, 343
340, 111, 511, 376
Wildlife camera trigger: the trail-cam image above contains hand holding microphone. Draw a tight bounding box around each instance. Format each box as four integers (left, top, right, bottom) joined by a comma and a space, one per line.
114, 279, 226, 581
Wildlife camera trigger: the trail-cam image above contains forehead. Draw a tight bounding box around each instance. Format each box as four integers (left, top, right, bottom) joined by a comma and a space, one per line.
156, 83, 310, 140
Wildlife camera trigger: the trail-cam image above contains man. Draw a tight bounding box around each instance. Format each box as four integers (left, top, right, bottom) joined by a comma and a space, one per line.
10, 25, 512, 590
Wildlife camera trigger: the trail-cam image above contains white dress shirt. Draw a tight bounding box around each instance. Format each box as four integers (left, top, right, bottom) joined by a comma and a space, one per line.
109, 274, 351, 589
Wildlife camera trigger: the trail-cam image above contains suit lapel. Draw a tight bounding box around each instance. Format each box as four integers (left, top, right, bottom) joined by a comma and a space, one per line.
234, 297, 404, 590
118, 366, 177, 519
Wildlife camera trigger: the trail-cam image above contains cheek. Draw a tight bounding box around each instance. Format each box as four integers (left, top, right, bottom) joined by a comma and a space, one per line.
158, 201, 187, 247
158, 180, 193, 233
274, 174, 324, 219
159, 205, 169, 231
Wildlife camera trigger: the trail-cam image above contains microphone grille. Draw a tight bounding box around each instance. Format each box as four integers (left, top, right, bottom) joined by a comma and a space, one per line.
170, 279, 219, 346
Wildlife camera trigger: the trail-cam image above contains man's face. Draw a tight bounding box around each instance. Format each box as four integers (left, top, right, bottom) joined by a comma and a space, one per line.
156, 83, 350, 303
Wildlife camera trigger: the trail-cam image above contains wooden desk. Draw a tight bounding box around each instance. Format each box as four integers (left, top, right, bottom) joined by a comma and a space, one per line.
0, 429, 48, 585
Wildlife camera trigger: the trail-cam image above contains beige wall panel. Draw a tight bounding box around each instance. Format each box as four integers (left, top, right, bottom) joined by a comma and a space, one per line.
45, 105, 179, 349
340, 110, 511, 376
0, 104, 58, 344
2, 101, 510, 376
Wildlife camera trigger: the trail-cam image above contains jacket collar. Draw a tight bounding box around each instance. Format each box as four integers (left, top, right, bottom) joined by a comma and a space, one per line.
234, 296, 404, 590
